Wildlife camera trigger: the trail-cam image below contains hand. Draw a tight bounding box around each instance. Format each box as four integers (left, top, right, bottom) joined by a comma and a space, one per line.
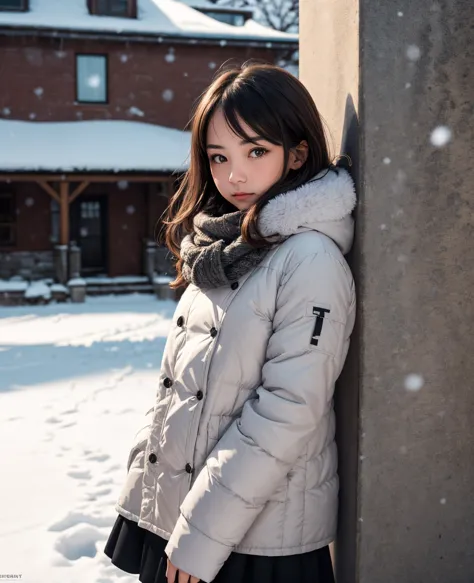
166, 558, 200, 583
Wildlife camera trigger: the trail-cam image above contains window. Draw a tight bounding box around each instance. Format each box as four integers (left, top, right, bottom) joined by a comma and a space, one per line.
76, 54, 108, 103
200, 10, 247, 27
0, 0, 28, 11
88, 0, 136, 18
0, 193, 16, 246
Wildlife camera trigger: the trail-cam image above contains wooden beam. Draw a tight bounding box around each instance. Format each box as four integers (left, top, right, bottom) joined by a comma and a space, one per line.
59, 182, 70, 246
0, 173, 174, 183
69, 181, 89, 204
37, 181, 60, 203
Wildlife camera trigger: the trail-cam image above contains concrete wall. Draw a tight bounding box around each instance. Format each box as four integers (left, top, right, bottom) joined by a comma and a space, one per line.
300, 0, 474, 582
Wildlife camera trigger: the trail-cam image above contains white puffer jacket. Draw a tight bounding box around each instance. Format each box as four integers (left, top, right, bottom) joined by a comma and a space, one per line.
115, 168, 357, 583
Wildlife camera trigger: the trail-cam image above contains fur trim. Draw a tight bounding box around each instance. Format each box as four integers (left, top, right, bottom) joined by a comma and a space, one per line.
259, 168, 357, 237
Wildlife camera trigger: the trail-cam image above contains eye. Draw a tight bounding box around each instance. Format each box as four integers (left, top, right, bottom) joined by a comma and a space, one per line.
250, 147, 268, 158
210, 154, 227, 164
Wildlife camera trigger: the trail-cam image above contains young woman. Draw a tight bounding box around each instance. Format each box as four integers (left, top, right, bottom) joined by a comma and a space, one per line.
105, 62, 357, 583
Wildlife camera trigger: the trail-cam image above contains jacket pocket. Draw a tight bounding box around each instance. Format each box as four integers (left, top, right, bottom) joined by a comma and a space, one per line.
126, 406, 154, 472
206, 414, 235, 451
206, 414, 287, 503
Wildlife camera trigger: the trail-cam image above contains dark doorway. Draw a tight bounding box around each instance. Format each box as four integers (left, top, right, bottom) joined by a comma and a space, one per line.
70, 196, 108, 274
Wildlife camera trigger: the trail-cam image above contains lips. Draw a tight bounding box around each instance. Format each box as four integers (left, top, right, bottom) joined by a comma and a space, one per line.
233, 192, 254, 198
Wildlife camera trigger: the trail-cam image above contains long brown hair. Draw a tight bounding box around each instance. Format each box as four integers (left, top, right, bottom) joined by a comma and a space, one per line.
162, 62, 331, 288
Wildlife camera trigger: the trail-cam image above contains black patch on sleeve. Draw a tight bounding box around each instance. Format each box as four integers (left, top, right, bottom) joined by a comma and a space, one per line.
310, 306, 331, 347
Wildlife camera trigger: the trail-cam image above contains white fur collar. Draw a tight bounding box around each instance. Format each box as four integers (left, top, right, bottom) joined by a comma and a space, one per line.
259, 167, 356, 236
258, 167, 357, 254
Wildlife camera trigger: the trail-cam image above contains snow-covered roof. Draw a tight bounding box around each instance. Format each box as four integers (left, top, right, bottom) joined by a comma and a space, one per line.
0, 0, 298, 44
0, 119, 191, 173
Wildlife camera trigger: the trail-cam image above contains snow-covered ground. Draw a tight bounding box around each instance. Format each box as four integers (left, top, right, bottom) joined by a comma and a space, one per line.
0, 294, 177, 583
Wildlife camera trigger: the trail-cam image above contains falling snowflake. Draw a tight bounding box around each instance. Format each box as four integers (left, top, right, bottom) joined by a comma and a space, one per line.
405, 82, 412, 89
397, 254, 409, 263
165, 49, 176, 63
406, 45, 421, 61
383, 157, 391, 165
128, 106, 145, 117
397, 11, 404, 16
34, 87, 44, 98
87, 74, 101, 88
404, 374, 424, 392
220, 40, 227, 47
208, 62, 217, 70
399, 446, 407, 454
266, 42, 273, 48
76, 111, 83, 119
120, 54, 129, 63
2, 107, 11, 116
25, 197, 35, 207
80, 227, 88, 237
430, 126, 452, 147
122, 224, 128, 230
29, 112, 36, 120
162, 89, 174, 102
126, 205, 135, 215
117, 181, 129, 190
380, 224, 387, 230
55, 51, 67, 58
440, 498, 447, 505
183, 72, 188, 77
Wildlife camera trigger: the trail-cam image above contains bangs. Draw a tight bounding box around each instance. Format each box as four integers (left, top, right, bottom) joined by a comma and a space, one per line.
219, 86, 287, 148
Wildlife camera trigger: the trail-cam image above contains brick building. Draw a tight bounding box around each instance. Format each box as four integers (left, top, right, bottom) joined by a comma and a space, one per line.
0, 0, 297, 289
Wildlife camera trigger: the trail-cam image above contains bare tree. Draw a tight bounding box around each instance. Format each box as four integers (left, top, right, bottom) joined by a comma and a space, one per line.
207, 0, 299, 34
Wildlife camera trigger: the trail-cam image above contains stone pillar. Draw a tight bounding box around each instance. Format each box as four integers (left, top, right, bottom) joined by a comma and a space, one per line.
54, 245, 68, 285
300, 1, 474, 582
143, 239, 157, 281
68, 241, 81, 280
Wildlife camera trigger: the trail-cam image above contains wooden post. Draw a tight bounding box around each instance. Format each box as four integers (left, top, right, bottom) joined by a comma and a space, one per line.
59, 181, 70, 246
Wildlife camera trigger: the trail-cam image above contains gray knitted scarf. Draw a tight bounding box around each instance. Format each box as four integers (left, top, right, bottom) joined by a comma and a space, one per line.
180, 210, 270, 288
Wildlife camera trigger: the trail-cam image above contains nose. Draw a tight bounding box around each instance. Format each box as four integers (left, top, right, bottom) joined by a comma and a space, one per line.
228, 166, 247, 185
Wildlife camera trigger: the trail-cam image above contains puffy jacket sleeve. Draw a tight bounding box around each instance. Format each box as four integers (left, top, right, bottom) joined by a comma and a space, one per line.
165, 251, 355, 583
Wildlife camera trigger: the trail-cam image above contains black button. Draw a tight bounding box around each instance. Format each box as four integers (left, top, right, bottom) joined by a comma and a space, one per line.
210, 327, 218, 338
163, 377, 173, 388
185, 463, 193, 474
177, 316, 184, 327
231, 281, 239, 290
196, 390, 203, 400
148, 453, 157, 464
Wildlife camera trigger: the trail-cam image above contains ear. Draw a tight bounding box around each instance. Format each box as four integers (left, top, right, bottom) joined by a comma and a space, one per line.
288, 140, 309, 170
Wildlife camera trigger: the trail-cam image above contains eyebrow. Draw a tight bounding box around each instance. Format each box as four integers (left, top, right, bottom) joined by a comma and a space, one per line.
206, 136, 265, 149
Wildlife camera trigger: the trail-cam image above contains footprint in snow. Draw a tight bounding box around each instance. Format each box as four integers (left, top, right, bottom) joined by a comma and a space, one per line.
85, 487, 113, 501
67, 469, 92, 480
48, 509, 115, 532
85, 452, 110, 462
53, 523, 108, 560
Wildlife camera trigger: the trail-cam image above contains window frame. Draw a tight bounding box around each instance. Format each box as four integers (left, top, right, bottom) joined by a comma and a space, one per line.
87, 0, 137, 19
75, 53, 109, 105
0, 0, 29, 12
0, 192, 16, 247
198, 8, 252, 27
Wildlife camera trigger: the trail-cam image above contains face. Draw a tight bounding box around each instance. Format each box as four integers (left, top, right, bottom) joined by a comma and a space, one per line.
206, 108, 307, 211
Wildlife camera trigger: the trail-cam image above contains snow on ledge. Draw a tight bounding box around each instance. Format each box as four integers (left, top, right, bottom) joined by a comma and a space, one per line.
0, 120, 191, 173
84, 276, 150, 285
0, 0, 298, 43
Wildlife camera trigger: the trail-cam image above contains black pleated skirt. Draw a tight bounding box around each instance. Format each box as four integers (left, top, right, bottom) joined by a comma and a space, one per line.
104, 514, 335, 583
